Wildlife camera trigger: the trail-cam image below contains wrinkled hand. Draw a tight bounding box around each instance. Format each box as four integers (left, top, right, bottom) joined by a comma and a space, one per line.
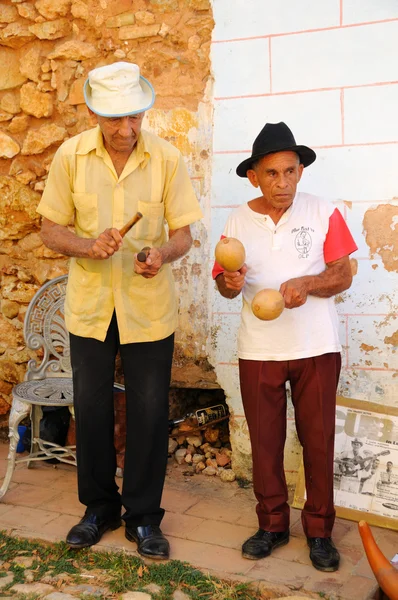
87, 228, 122, 259
279, 276, 311, 308
223, 264, 247, 292
134, 247, 163, 278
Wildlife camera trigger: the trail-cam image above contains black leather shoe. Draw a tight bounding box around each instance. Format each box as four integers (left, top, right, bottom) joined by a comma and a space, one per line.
307, 537, 340, 572
66, 513, 121, 549
242, 529, 289, 559
125, 524, 170, 560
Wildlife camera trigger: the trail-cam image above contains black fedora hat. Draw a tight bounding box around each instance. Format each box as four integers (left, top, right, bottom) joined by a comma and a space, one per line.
236, 122, 316, 178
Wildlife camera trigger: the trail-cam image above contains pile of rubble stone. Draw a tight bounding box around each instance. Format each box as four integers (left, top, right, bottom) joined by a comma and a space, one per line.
168, 418, 236, 482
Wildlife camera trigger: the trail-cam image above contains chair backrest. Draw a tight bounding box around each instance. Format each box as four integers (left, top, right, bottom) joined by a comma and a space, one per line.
24, 274, 70, 380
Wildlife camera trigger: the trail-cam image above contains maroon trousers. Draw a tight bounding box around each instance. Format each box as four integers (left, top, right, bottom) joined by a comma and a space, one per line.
239, 352, 341, 538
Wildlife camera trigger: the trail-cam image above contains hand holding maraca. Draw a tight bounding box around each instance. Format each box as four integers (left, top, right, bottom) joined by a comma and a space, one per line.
215, 237, 247, 293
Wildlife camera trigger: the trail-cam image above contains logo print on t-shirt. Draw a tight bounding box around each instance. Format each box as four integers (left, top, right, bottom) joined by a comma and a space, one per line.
294, 229, 312, 259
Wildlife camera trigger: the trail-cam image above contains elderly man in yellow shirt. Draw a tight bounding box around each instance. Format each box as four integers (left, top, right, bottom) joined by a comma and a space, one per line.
37, 62, 203, 559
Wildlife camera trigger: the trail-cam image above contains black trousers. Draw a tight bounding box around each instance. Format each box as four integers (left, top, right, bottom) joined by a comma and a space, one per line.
70, 312, 174, 527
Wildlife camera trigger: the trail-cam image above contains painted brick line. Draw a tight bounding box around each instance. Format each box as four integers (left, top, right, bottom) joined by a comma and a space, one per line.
212, 312, 396, 317
212, 17, 398, 44
340, 88, 345, 144
214, 80, 398, 101
314, 140, 398, 149
268, 36, 272, 94
212, 202, 395, 209
217, 361, 238, 366
214, 140, 398, 154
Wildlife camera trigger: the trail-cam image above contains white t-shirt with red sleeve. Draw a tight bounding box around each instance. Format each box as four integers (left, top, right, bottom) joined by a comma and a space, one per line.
212, 192, 357, 361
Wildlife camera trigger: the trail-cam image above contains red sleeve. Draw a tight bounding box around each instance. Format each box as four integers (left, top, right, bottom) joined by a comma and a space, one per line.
212, 235, 226, 279
324, 208, 358, 263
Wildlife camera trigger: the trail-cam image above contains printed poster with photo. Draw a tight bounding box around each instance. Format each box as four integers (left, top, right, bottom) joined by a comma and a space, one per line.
293, 397, 398, 531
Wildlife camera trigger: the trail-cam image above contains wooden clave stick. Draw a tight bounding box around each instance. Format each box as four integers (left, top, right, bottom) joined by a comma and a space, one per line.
118, 212, 143, 238
137, 246, 151, 262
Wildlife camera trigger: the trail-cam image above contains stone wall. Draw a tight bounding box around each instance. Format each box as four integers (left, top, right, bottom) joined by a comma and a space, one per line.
0, 0, 214, 426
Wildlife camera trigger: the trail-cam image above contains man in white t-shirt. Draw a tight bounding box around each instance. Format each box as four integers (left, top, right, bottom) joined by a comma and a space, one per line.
212, 122, 357, 572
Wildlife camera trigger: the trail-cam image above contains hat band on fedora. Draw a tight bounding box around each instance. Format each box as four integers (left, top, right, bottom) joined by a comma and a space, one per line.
236, 121, 317, 177
84, 75, 155, 118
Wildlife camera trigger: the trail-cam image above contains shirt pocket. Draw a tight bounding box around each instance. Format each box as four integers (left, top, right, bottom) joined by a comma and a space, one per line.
131, 199, 165, 241
72, 192, 98, 236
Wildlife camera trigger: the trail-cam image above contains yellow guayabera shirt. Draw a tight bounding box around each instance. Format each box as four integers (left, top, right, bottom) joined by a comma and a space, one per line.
37, 125, 203, 344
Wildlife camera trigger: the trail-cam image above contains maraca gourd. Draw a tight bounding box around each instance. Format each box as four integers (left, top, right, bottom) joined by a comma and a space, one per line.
252, 289, 285, 321
215, 237, 246, 272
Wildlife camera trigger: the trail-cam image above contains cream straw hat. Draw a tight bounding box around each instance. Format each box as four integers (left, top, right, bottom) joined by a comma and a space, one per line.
84, 62, 155, 117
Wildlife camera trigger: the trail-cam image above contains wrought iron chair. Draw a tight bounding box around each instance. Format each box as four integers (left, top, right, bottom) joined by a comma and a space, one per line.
0, 275, 75, 499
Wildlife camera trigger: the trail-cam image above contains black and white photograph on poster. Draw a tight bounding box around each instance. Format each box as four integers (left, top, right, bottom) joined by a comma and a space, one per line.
293, 397, 398, 530
333, 402, 398, 521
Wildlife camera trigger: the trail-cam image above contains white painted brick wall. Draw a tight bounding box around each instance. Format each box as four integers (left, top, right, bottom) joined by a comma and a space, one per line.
211, 38, 270, 98
213, 90, 342, 152
213, 0, 340, 41
344, 84, 398, 144
213, 145, 398, 204
271, 21, 398, 92
300, 145, 398, 200
211, 155, 253, 206
209, 0, 398, 480
343, 0, 398, 25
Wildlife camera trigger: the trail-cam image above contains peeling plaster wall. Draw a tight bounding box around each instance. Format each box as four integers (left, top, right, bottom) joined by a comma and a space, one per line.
209, 0, 398, 482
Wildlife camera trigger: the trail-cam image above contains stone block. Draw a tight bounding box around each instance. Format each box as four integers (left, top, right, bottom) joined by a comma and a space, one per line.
35, 0, 72, 20
21, 123, 67, 155
106, 11, 135, 28
48, 40, 97, 60
118, 23, 160, 40
187, 0, 210, 9
29, 18, 71, 40
20, 42, 43, 82
0, 132, 20, 159
0, 49, 27, 90
17, 3, 38, 20
0, 92, 21, 115
71, 0, 88, 20
0, 110, 13, 122
135, 11, 155, 25
11, 583, 54, 595
150, 0, 178, 12
0, 23, 35, 48
8, 114, 30, 134
20, 82, 53, 118
0, 4, 18, 23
